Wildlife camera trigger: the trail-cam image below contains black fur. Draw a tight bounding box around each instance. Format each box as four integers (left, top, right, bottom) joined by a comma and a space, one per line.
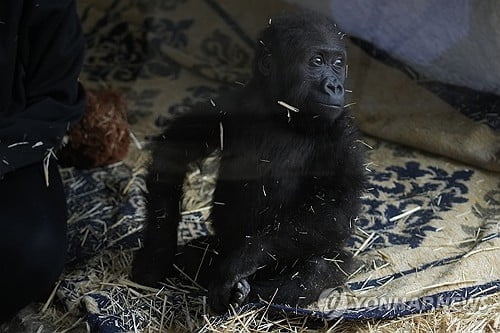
132, 11, 365, 314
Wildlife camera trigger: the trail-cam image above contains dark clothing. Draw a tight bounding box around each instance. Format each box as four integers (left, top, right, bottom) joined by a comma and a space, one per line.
0, 0, 85, 176
0, 161, 67, 322
0, 0, 84, 322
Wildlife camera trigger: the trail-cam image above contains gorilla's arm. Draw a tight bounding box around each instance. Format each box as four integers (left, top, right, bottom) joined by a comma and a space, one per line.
132, 107, 220, 286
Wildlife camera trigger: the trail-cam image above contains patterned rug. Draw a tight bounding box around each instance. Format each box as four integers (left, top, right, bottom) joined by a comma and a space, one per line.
46, 0, 500, 331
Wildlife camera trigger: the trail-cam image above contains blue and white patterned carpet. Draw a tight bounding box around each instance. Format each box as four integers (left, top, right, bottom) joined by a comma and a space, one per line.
48, 0, 500, 331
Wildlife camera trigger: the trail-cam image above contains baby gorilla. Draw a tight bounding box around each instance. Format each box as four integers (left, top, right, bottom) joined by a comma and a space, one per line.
132, 11, 365, 313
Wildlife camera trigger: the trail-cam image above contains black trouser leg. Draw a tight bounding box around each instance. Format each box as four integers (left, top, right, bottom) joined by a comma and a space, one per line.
0, 162, 67, 323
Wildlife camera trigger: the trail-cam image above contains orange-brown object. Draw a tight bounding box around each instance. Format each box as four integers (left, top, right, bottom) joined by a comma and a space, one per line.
59, 89, 130, 168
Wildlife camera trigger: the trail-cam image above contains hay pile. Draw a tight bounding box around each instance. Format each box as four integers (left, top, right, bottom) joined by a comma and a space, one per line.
10, 150, 495, 333
33, 248, 500, 332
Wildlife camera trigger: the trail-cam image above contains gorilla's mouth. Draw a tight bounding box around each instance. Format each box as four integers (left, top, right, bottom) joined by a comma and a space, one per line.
316, 102, 344, 109
314, 102, 345, 121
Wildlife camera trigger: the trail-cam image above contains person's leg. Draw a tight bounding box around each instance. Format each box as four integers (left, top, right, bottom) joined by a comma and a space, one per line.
0, 162, 68, 323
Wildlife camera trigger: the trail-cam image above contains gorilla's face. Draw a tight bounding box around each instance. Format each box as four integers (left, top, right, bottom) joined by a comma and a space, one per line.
304, 41, 347, 110
256, 17, 347, 122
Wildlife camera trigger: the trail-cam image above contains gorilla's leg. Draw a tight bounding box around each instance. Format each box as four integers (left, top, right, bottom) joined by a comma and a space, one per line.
174, 236, 219, 287
175, 236, 251, 308
249, 251, 353, 307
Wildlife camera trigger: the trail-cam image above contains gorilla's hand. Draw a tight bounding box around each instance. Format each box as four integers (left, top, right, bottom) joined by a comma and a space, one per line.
208, 256, 256, 313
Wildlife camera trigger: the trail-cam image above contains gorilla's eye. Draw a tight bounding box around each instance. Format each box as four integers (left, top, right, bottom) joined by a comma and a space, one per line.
334, 58, 344, 67
310, 55, 324, 66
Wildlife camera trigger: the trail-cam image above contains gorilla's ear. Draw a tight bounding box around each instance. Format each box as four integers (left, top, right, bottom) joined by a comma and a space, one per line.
258, 52, 272, 76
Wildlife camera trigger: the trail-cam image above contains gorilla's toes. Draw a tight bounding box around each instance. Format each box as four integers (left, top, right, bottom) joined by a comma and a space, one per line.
229, 278, 251, 308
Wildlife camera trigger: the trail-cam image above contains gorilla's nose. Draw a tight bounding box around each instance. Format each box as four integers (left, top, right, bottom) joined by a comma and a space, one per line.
322, 77, 344, 97
321, 77, 344, 106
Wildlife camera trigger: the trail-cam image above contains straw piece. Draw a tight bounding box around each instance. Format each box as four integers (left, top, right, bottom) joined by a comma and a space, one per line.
389, 206, 422, 222
277, 100, 300, 113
